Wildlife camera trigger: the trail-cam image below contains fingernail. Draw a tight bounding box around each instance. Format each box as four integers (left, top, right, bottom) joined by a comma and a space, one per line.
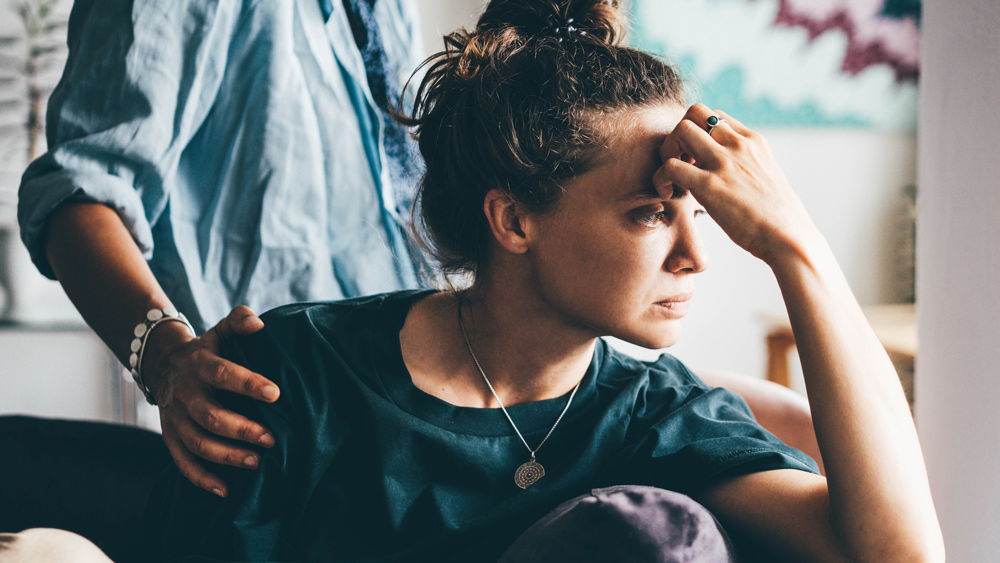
212, 487, 226, 498
243, 455, 258, 468
242, 316, 262, 329
262, 386, 279, 401
259, 433, 274, 447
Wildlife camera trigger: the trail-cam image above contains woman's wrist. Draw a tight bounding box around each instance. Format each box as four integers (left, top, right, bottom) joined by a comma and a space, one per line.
760, 223, 832, 281
139, 320, 197, 402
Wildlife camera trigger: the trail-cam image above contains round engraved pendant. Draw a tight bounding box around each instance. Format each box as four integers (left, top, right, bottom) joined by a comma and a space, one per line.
514, 460, 545, 489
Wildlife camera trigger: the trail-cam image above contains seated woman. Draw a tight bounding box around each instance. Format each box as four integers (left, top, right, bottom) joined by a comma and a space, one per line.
144, 1, 942, 561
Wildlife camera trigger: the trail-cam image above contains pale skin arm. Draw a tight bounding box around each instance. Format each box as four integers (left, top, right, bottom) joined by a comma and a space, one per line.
654, 105, 943, 562
44, 202, 279, 497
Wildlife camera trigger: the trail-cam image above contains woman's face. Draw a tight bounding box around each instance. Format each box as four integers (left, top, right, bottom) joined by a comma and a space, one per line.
526, 103, 709, 349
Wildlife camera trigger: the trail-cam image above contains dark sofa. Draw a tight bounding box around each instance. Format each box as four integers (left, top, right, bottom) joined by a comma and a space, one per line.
0, 415, 172, 563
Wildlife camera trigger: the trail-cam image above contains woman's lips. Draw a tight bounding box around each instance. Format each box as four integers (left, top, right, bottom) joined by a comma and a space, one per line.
654, 293, 692, 317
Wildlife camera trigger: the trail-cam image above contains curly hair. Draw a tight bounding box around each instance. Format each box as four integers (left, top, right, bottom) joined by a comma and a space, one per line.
397, 0, 687, 280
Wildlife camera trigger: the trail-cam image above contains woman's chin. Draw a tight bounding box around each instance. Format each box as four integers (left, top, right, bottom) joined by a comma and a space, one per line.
614, 323, 682, 350
644, 334, 681, 350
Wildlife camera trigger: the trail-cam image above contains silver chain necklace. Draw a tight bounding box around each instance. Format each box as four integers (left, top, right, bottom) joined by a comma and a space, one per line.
457, 300, 581, 489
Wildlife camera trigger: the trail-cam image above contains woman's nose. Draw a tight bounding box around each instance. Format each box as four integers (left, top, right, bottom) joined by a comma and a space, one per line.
665, 219, 710, 274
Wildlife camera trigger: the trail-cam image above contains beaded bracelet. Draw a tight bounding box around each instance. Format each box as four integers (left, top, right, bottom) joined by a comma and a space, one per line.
129, 307, 196, 405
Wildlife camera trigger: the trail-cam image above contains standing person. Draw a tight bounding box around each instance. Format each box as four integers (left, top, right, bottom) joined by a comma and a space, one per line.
17, 0, 427, 497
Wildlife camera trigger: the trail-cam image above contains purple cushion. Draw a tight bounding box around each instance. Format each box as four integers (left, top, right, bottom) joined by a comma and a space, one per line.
498, 485, 736, 563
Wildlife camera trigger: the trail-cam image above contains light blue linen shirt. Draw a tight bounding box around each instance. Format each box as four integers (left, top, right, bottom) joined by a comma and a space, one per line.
18, 0, 425, 332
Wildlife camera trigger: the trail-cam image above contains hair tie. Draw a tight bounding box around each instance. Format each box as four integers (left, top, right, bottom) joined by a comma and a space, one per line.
540, 14, 588, 43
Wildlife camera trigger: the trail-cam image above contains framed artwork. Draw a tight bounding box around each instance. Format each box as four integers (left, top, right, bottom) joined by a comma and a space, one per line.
631, 0, 921, 130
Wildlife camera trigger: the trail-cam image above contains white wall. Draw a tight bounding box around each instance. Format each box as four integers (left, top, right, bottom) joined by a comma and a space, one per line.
416, 0, 484, 54
414, 1, 917, 380
916, 0, 1000, 558
0, 328, 120, 422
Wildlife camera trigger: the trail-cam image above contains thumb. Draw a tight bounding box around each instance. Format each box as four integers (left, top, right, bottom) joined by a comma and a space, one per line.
217, 305, 265, 340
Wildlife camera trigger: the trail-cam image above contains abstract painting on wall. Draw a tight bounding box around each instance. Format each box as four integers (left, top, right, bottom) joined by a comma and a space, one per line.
631, 0, 921, 130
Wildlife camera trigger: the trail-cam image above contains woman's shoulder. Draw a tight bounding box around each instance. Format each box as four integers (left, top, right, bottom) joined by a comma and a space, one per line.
252, 289, 431, 341
594, 341, 751, 422
257, 289, 425, 322
227, 289, 431, 383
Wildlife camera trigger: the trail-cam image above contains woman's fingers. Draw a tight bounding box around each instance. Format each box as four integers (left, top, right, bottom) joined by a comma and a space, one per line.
712, 108, 752, 137
678, 103, 716, 129
660, 118, 727, 175
160, 417, 227, 497
660, 104, 744, 166
195, 354, 280, 403
172, 407, 261, 470
655, 112, 720, 200
188, 395, 275, 447
653, 156, 714, 197
200, 310, 279, 403
659, 103, 738, 165
158, 369, 271, 493
217, 305, 265, 338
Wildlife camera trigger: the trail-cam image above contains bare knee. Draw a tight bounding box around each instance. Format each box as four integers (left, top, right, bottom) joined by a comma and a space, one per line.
0, 529, 113, 563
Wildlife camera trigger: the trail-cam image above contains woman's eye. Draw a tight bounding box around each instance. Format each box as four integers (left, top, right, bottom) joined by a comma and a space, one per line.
637, 211, 667, 226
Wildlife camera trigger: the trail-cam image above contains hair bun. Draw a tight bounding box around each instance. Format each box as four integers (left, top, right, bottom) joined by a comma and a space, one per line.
476, 0, 627, 46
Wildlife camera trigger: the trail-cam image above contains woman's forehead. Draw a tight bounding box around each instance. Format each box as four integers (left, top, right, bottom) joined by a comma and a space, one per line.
590, 103, 686, 146
573, 105, 685, 200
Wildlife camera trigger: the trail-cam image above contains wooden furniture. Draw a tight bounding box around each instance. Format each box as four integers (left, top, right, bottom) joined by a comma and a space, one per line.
761, 304, 916, 405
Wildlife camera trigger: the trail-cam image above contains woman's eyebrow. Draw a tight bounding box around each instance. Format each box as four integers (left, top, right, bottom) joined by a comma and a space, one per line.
617, 187, 662, 203
618, 185, 686, 203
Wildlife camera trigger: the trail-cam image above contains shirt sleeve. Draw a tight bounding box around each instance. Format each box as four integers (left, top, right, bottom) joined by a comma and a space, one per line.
17, 0, 239, 278
624, 355, 820, 495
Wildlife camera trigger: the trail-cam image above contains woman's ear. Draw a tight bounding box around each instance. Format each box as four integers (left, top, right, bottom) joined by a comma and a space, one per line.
483, 189, 533, 255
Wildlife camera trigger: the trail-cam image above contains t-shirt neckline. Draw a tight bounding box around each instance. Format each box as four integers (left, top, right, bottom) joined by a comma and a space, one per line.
373, 289, 602, 437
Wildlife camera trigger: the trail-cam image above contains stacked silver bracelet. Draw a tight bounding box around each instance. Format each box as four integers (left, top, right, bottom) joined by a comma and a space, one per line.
129, 306, 195, 405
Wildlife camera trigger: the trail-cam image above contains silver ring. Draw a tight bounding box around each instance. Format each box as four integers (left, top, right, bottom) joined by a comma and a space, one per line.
705, 115, 727, 136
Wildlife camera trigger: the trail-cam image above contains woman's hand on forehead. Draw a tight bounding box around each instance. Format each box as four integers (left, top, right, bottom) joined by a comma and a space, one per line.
652, 103, 822, 267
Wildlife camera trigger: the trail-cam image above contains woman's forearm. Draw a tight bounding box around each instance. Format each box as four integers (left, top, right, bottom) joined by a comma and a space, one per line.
44, 201, 181, 366
44, 201, 278, 496
771, 238, 943, 562
654, 104, 942, 560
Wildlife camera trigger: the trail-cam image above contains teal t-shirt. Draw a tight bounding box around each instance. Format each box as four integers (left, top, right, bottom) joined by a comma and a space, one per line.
146, 290, 818, 562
